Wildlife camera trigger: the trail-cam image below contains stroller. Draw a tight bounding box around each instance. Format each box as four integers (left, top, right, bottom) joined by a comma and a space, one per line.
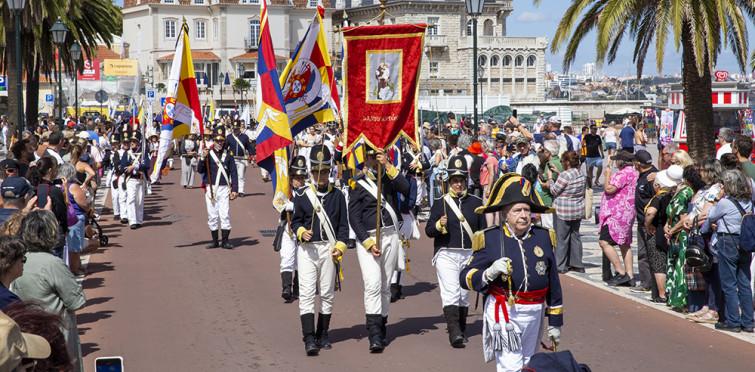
87, 214, 109, 247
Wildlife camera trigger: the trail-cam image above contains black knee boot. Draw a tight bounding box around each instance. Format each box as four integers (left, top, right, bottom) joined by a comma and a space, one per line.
292, 271, 299, 299
221, 229, 233, 249
281, 272, 294, 302
316, 313, 332, 350
443, 306, 465, 348
459, 306, 469, 343
390, 272, 402, 303
300, 313, 319, 356
366, 314, 384, 353
208, 230, 219, 248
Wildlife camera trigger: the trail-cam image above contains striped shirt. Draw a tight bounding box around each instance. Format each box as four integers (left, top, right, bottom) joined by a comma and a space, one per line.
550, 168, 586, 221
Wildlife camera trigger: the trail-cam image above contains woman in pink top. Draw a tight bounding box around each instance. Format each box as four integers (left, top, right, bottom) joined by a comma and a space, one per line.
598, 151, 640, 286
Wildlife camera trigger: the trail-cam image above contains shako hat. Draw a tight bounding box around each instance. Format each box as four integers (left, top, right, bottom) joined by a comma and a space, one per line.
446, 155, 468, 179
290, 155, 308, 176
475, 173, 550, 214
309, 144, 332, 171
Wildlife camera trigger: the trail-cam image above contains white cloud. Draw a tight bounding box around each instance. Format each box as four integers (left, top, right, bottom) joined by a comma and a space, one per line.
516, 11, 546, 23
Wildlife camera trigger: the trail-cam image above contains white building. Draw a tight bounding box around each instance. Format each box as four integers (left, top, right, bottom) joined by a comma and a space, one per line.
121, 0, 335, 106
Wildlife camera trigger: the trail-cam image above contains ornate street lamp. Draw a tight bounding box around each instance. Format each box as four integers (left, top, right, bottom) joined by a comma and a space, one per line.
70, 41, 82, 122
465, 0, 485, 135
50, 18, 69, 120
219, 72, 225, 105
7, 0, 26, 136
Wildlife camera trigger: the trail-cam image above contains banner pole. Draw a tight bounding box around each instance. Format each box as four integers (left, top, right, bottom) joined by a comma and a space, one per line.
376, 159, 382, 253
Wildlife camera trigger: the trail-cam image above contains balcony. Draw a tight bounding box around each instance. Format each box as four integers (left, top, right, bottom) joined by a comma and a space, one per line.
464, 36, 548, 50
425, 34, 448, 49
245, 37, 258, 51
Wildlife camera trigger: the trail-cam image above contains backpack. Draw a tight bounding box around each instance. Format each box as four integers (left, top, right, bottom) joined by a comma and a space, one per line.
729, 198, 755, 253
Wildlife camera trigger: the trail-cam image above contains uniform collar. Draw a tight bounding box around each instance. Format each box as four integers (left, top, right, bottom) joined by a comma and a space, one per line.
503, 223, 532, 240
448, 189, 467, 199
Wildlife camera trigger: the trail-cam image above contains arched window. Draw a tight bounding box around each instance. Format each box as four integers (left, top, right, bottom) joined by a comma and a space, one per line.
478, 55, 488, 67
490, 55, 500, 67
466, 20, 473, 36
515, 55, 524, 67
483, 19, 494, 36
527, 55, 537, 67
502, 55, 512, 67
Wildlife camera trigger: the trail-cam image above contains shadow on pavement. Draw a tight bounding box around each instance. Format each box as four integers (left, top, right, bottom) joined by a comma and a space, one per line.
82, 277, 105, 290
84, 296, 114, 308
140, 220, 173, 228
328, 323, 368, 343
87, 262, 115, 275
175, 237, 259, 248
81, 342, 101, 357
78, 310, 115, 325
385, 315, 444, 343
401, 281, 438, 298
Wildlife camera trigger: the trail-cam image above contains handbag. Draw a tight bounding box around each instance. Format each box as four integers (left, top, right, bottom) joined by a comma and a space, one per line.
729, 198, 755, 253
62, 183, 79, 227
685, 217, 711, 272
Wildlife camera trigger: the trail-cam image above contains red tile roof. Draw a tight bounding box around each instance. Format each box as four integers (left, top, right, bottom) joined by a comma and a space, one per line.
157, 51, 221, 62
229, 51, 287, 62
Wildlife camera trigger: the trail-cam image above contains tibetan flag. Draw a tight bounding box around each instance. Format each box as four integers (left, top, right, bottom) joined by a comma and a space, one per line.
279, 1, 338, 137
151, 20, 203, 183
255, 0, 293, 211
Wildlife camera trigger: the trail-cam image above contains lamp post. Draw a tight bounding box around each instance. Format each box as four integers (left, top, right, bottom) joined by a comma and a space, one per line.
465, 0, 484, 136
479, 66, 485, 123
8, 0, 26, 137
50, 18, 69, 121
70, 41, 81, 122
219, 72, 225, 105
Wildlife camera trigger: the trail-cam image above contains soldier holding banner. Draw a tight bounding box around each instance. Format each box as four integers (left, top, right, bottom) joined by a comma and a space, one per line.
278, 155, 307, 303
426, 155, 486, 348
291, 145, 349, 356
198, 128, 239, 249
349, 147, 410, 353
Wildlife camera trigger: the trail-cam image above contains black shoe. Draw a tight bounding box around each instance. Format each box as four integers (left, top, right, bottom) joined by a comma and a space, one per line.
292, 271, 299, 299
569, 267, 586, 273
347, 239, 356, 250
558, 269, 569, 274
650, 296, 668, 304
120, 218, 128, 224
459, 306, 469, 343
238, 192, 245, 197
630, 286, 652, 293
281, 272, 294, 302
130, 224, 138, 230
208, 230, 219, 249
316, 313, 332, 350
742, 326, 754, 333
220, 229, 233, 249
607, 273, 631, 287
715, 322, 742, 332
443, 306, 465, 348
366, 315, 384, 353
301, 314, 320, 356
114, 215, 120, 221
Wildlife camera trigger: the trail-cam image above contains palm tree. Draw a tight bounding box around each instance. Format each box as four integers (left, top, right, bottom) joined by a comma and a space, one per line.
233, 77, 252, 103
545, 0, 753, 161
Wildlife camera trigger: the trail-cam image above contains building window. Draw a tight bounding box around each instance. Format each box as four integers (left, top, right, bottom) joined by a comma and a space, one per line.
478, 55, 487, 67
195, 20, 207, 40
427, 17, 440, 36
213, 18, 218, 41
466, 20, 473, 36
193, 0, 205, 4
490, 55, 500, 67
249, 20, 261, 48
308, 0, 319, 7
527, 55, 537, 67
164, 19, 177, 39
503, 55, 512, 67
237, 64, 245, 79
162, 0, 176, 3
515, 55, 524, 67
240, 0, 259, 3
483, 19, 494, 36
429, 61, 439, 74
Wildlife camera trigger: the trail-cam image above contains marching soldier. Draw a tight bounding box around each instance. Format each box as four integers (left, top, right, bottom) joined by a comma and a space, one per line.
119, 134, 151, 229
226, 121, 254, 196
179, 133, 199, 188
291, 145, 349, 356
115, 135, 131, 224
460, 173, 563, 371
426, 155, 486, 348
349, 148, 410, 353
278, 155, 308, 302
106, 133, 123, 221
198, 128, 239, 249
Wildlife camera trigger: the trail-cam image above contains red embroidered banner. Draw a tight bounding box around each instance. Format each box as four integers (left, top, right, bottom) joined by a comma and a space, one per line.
342, 24, 426, 151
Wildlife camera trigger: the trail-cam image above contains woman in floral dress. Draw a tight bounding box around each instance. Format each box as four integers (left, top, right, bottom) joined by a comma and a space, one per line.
664, 166, 696, 311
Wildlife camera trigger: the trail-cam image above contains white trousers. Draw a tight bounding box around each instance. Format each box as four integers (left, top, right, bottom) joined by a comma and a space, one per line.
433, 249, 472, 307
235, 159, 247, 193
280, 226, 298, 273
180, 157, 195, 187
126, 178, 144, 225
483, 298, 544, 372
118, 179, 128, 220
205, 185, 231, 230
297, 241, 336, 315
108, 170, 120, 217
356, 228, 400, 316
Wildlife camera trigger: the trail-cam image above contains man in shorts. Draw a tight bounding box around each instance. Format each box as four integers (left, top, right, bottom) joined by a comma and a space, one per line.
583, 125, 604, 188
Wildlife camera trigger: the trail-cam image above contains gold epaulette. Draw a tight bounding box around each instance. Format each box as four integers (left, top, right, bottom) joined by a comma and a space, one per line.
472, 226, 497, 252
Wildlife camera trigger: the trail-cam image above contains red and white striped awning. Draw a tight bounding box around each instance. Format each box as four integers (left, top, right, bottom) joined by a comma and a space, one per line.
668, 82, 750, 110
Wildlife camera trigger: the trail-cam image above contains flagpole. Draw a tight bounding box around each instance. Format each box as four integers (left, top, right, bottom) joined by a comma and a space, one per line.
375, 0, 387, 253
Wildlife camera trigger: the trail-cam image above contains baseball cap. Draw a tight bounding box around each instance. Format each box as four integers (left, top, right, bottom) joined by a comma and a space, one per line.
0, 159, 19, 172
634, 150, 653, 165
1, 177, 32, 200
0, 311, 52, 370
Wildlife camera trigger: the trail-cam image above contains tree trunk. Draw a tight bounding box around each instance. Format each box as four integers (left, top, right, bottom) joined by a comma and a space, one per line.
4, 13, 21, 135
681, 26, 715, 162
25, 57, 41, 130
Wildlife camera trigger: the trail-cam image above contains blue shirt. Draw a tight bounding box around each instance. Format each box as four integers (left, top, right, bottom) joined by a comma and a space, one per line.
703, 197, 753, 234
0, 283, 20, 309
619, 126, 635, 149
0, 208, 18, 225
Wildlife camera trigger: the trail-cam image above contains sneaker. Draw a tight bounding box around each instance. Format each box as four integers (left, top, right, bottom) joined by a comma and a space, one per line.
742, 326, 754, 333
714, 322, 742, 333
607, 273, 631, 287
630, 286, 651, 293
569, 267, 586, 273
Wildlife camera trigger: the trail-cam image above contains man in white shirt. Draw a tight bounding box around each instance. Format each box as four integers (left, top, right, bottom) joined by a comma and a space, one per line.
44, 132, 65, 166
716, 127, 734, 160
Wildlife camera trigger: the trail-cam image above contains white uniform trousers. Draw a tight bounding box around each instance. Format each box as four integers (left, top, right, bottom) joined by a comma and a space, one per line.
126, 178, 144, 225
297, 241, 336, 315
483, 297, 545, 372
279, 226, 298, 273
433, 248, 472, 307
205, 185, 231, 230
108, 170, 120, 217
234, 159, 248, 193
118, 179, 129, 220
180, 157, 195, 187
356, 227, 400, 316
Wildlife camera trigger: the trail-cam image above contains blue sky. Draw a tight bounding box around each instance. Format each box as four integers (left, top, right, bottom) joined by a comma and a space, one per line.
507, 1, 755, 76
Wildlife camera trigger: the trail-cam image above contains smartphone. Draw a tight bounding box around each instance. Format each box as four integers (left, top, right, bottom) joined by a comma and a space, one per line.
512, 109, 518, 118
36, 184, 49, 209
95, 356, 124, 372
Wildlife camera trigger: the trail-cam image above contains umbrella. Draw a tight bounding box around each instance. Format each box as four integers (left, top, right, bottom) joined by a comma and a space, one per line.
609, 107, 641, 115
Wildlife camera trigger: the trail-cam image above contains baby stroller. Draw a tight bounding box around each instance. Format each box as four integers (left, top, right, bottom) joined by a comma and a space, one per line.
88, 215, 109, 247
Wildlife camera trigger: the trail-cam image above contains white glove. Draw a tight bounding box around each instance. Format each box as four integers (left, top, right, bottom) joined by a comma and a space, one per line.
483, 257, 513, 283
285, 201, 294, 212
547, 326, 561, 345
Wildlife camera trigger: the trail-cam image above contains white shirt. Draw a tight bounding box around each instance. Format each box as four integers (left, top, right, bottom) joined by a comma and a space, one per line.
603, 128, 617, 144
716, 143, 731, 160
46, 148, 64, 166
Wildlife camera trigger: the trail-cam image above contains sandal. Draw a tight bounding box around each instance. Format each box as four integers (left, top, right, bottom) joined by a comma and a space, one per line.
694, 311, 719, 324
